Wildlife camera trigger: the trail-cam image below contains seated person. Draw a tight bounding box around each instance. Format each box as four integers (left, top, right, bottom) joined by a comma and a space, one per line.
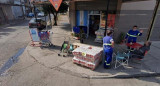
131, 41, 151, 59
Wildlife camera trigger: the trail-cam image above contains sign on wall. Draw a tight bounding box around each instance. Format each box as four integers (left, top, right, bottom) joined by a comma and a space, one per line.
107, 14, 116, 28
100, 12, 106, 28
49, 0, 62, 11
100, 12, 116, 28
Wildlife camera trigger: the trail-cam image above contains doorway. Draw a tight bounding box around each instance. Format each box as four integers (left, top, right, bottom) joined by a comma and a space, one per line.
88, 15, 100, 37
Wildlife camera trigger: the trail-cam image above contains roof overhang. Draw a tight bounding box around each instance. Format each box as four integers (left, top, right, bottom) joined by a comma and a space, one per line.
122, 0, 149, 3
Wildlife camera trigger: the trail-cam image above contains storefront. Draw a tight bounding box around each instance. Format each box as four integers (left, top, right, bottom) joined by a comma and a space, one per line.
70, 0, 158, 42
75, 10, 116, 38
69, 0, 118, 39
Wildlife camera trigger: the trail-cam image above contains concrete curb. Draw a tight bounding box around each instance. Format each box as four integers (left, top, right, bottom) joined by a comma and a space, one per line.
89, 73, 160, 79
26, 46, 160, 79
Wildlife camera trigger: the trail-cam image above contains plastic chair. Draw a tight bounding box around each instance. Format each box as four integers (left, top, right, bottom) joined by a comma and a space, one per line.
115, 52, 130, 69
73, 26, 80, 34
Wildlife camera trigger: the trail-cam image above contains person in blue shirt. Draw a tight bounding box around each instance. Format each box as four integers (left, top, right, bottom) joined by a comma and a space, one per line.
125, 25, 143, 51
103, 28, 114, 69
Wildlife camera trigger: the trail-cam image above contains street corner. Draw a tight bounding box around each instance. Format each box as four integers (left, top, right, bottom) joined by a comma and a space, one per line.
58, 59, 150, 79
26, 43, 73, 69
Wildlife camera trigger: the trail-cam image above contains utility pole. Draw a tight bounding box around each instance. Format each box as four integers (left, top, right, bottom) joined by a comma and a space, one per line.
104, 0, 110, 36
146, 0, 160, 41
103, 0, 110, 66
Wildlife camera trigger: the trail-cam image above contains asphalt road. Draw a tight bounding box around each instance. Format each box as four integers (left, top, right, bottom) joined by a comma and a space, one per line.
0, 15, 50, 69
0, 19, 31, 69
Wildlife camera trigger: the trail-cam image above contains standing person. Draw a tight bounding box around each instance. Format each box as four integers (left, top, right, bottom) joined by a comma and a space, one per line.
125, 25, 143, 51
103, 28, 114, 69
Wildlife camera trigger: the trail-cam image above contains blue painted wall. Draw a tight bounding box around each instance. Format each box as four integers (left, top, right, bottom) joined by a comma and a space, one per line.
76, 10, 88, 26
83, 11, 88, 26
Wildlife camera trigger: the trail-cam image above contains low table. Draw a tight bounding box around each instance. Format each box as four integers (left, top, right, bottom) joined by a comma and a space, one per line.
126, 43, 143, 49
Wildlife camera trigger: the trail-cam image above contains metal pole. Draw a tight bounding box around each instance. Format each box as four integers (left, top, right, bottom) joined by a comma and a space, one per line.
34, 5, 37, 19
104, 0, 110, 36
33, 2, 38, 29
146, 0, 160, 41
103, 0, 110, 66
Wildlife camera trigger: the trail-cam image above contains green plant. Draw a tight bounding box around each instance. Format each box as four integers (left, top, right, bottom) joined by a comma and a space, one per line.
42, 1, 68, 26
117, 32, 126, 44
74, 33, 79, 37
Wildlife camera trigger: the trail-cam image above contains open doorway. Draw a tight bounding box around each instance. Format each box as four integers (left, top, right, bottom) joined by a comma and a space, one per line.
89, 15, 100, 37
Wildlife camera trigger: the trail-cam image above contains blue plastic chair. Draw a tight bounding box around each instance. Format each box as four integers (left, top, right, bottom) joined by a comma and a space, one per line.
73, 26, 80, 34
115, 52, 130, 69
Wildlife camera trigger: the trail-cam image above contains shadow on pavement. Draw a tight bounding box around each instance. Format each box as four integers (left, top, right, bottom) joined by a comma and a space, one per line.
46, 26, 52, 30
27, 15, 160, 84
9, 20, 29, 27
0, 27, 17, 37
0, 19, 29, 38
83, 37, 102, 47
49, 45, 61, 51
59, 23, 72, 32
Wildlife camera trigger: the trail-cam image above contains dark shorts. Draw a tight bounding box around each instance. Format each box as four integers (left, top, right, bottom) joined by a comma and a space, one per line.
131, 50, 144, 59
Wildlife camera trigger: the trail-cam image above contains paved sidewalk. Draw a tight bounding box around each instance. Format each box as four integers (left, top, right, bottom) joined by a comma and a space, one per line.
0, 15, 160, 86
25, 15, 160, 79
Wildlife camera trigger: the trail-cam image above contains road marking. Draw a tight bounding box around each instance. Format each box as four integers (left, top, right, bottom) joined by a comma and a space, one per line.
0, 48, 26, 76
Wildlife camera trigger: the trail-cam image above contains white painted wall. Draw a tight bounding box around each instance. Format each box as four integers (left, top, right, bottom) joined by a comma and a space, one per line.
11, 0, 25, 19
11, 6, 23, 19
0, 0, 11, 3
2, 6, 15, 20
14, 0, 21, 4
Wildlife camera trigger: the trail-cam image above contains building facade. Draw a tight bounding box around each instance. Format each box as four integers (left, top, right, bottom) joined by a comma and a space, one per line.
69, 0, 118, 37
117, 0, 158, 41
69, 0, 160, 42
0, 0, 31, 24
0, 0, 14, 24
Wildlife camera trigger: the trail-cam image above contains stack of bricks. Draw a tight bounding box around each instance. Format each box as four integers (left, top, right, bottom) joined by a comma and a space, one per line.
72, 46, 103, 70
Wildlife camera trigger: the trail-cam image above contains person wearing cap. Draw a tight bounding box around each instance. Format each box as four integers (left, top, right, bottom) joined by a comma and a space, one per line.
103, 28, 114, 69
125, 25, 143, 51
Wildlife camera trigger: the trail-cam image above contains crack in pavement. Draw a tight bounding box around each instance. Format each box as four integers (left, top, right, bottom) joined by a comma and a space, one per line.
27, 50, 49, 69
152, 44, 160, 50
12, 63, 37, 75
55, 67, 90, 79
49, 59, 71, 69
27, 48, 160, 80
26, 43, 160, 80
26, 49, 90, 79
